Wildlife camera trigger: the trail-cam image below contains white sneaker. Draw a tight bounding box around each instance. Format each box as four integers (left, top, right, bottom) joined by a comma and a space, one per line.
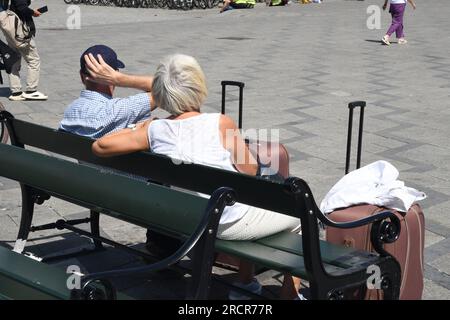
398, 38, 408, 44
381, 35, 391, 46
8, 93, 26, 101
22, 91, 48, 101
228, 278, 262, 300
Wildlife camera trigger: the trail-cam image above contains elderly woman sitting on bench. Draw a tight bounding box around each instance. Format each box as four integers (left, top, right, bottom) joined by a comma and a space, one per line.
90, 53, 303, 300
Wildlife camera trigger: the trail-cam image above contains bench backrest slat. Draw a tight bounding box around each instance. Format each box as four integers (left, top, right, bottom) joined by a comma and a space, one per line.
0, 144, 209, 237
8, 118, 304, 216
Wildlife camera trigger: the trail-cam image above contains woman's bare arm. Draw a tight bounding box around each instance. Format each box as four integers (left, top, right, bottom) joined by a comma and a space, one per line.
92, 121, 151, 157
219, 115, 258, 176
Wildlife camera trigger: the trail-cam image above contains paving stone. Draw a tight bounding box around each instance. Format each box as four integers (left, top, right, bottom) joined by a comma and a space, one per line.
422, 278, 450, 301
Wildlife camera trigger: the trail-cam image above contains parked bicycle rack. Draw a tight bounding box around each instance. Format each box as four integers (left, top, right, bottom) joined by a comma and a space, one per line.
63, 0, 222, 10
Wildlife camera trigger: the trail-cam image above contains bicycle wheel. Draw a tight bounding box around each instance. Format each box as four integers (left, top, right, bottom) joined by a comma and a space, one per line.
89, 0, 100, 5
64, 0, 73, 4
72, 0, 82, 4
194, 0, 206, 9
182, 0, 193, 10
156, 0, 168, 8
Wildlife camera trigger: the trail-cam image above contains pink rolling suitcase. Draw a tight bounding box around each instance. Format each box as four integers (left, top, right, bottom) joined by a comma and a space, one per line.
325, 102, 425, 300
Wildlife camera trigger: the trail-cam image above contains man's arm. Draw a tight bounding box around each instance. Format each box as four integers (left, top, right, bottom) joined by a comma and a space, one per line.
382, 0, 388, 10
84, 53, 153, 92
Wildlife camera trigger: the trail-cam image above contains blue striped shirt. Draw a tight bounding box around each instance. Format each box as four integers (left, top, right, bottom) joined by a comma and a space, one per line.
59, 90, 151, 139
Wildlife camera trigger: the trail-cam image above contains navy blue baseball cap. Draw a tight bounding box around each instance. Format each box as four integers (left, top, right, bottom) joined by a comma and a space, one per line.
80, 45, 125, 75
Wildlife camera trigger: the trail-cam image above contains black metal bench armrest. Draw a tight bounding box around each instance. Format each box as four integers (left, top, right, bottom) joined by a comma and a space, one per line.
316, 208, 401, 257
316, 209, 399, 230
73, 187, 236, 300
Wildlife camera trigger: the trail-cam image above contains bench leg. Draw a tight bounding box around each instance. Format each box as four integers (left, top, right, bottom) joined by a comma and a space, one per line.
379, 258, 401, 300
13, 185, 35, 254
187, 230, 217, 299
187, 188, 234, 299
309, 257, 401, 300
90, 210, 104, 250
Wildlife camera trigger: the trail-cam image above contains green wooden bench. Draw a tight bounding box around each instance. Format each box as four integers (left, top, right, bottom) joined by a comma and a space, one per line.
0, 111, 402, 300
0, 143, 234, 299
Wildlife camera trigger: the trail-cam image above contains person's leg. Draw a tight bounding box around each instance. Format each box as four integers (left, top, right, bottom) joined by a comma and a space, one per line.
20, 39, 41, 93
386, 4, 402, 37
217, 207, 300, 241
280, 275, 302, 300
237, 260, 254, 284
396, 4, 406, 40
218, 207, 301, 298
220, 0, 232, 12
7, 54, 23, 95
0, 13, 23, 95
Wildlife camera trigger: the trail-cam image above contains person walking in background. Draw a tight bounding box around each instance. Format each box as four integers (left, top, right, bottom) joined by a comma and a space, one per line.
0, 0, 47, 101
382, 0, 416, 45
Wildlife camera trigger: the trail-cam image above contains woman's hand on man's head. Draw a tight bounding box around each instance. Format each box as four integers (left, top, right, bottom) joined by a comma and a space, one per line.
84, 53, 120, 86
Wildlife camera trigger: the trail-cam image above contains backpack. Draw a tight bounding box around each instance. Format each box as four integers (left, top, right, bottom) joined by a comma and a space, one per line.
0, 39, 20, 84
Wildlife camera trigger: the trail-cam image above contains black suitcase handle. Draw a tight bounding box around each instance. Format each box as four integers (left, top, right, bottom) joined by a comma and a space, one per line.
221, 80, 245, 129
345, 101, 366, 174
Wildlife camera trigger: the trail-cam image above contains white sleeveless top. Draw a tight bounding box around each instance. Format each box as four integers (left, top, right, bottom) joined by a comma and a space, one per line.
148, 113, 249, 224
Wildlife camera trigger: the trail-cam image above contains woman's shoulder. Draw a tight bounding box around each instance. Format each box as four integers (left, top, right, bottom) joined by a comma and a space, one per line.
218, 114, 238, 130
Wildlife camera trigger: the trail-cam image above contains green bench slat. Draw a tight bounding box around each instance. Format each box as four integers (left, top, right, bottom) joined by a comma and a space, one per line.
0, 246, 134, 300
255, 231, 378, 269
0, 293, 10, 300
0, 144, 209, 237
215, 240, 344, 278
0, 246, 72, 299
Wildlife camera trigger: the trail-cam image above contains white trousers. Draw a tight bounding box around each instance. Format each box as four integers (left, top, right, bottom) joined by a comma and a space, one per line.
217, 206, 301, 241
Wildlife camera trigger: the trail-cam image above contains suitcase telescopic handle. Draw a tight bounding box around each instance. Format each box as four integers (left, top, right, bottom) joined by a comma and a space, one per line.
345, 101, 366, 175
221, 81, 245, 129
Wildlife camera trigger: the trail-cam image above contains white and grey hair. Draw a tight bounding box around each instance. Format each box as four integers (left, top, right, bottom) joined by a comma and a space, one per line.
151, 54, 207, 116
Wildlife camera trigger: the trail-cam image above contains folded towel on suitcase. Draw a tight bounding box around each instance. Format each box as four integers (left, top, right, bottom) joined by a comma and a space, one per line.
320, 160, 427, 214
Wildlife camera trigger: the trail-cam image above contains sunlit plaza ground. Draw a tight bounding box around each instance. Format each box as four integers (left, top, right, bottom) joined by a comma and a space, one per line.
0, 0, 449, 299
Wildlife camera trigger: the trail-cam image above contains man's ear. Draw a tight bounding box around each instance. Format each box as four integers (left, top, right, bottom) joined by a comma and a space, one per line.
80, 71, 87, 85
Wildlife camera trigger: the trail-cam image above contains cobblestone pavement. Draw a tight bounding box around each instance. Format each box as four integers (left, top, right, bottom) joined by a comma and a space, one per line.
0, 0, 448, 299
